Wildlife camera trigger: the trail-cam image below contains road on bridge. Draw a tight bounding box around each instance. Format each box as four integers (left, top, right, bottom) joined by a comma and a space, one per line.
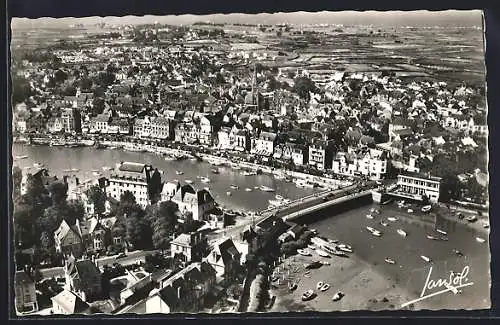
209, 181, 379, 243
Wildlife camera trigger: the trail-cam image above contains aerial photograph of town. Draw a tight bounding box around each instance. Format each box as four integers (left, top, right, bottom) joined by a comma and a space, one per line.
10, 10, 489, 315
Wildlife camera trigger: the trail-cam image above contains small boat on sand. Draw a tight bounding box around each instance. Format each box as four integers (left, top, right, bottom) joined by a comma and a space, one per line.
175, 170, 184, 175
297, 249, 312, 256
316, 282, 324, 290
366, 214, 374, 219
436, 229, 447, 235
305, 261, 323, 269
320, 283, 330, 292
245, 188, 253, 192
476, 237, 486, 243
407, 209, 414, 213
427, 235, 438, 240
332, 251, 349, 258
397, 229, 407, 237
371, 230, 382, 237
302, 290, 315, 301
260, 185, 275, 192
453, 249, 464, 257
385, 258, 396, 264
366, 226, 376, 233
316, 249, 330, 258
421, 255, 432, 263
388, 217, 399, 222
288, 282, 298, 291
332, 291, 344, 301
337, 244, 353, 253
421, 205, 432, 213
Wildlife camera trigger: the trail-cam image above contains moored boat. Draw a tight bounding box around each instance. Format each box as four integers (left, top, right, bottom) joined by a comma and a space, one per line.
332, 291, 344, 301
230, 184, 239, 190
245, 188, 253, 192
320, 283, 330, 292
288, 282, 298, 291
385, 258, 396, 264
421, 255, 432, 262
260, 185, 275, 192
175, 171, 184, 175
397, 229, 407, 237
241, 170, 257, 176
302, 290, 315, 301
387, 217, 399, 222
200, 177, 211, 183
316, 281, 324, 290
366, 214, 374, 219
421, 205, 432, 213
316, 249, 330, 258
476, 237, 486, 243
407, 209, 414, 213
380, 221, 388, 227
297, 248, 312, 256
436, 229, 447, 235
466, 215, 478, 223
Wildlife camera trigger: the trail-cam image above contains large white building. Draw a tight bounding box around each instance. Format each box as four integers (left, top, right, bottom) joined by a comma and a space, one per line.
106, 162, 162, 208
332, 148, 389, 180
396, 172, 441, 203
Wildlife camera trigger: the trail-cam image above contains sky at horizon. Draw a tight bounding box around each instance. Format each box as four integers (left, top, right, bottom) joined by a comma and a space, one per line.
11, 10, 483, 29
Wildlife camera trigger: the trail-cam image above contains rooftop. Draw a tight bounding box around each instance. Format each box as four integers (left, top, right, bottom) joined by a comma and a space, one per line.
399, 171, 442, 183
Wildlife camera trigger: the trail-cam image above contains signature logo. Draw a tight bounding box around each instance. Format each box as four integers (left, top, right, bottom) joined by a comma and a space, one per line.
401, 266, 474, 308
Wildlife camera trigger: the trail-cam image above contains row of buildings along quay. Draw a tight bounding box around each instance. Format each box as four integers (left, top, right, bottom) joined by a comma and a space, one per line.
11, 19, 489, 315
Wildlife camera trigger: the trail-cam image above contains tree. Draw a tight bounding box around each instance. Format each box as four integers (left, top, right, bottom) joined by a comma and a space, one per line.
13, 166, 22, 198
293, 76, 317, 101
48, 181, 68, 207
120, 191, 136, 205
54, 70, 68, 83
13, 204, 37, 248
96, 71, 116, 88
67, 199, 86, 223
86, 185, 106, 216
12, 76, 34, 104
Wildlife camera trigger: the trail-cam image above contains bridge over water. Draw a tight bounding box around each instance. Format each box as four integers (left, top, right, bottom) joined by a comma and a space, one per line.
255, 181, 378, 228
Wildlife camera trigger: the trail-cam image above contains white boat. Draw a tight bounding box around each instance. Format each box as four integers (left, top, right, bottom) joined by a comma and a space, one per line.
387, 217, 399, 222
302, 290, 315, 301
380, 221, 388, 227
165, 156, 176, 161
397, 229, 407, 237
201, 177, 211, 183
241, 170, 257, 176
320, 283, 330, 292
15, 155, 28, 160
175, 171, 184, 175
476, 237, 486, 243
297, 248, 312, 256
436, 229, 447, 235
421, 205, 432, 213
316, 281, 324, 290
232, 165, 242, 170
33, 162, 44, 168
275, 195, 284, 200
371, 230, 382, 237
385, 258, 396, 264
427, 234, 438, 240
185, 179, 193, 184
407, 209, 414, 213
316, 249, 330, 258
260, 186, 275, 192
337, 246, 353, 253
226, 191, 232, 196
366, 226, 376, 233
230, 184, 239, 190
466, 216, 478, 222
332, 291, 344, 301
245, 188, 253, 192
421, 255, 432, 263
308, 244, 316, 250
268, 199, 283, 207
366, 214, 374, 219
102, 166, 113, 171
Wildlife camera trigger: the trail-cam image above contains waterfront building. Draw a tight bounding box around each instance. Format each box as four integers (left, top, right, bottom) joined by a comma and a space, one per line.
333, 148, 388, 180
46, 117, 64, 134
291, 143, 309, 166
90, 114, 110, 134
396, 172, 441, 203
140, 262, 216, 314
106, 162, 162, 208
61, 107, 82, 134
205, 238, 242, 284
170, 231, 207, 263
150, 116, 172, 140
234, 129, 251, 152
51, 289, 91, 315
54, 219, 85, 258
308, 139, 334, 170
15, 271, 38, 314
63, 256, 102, 302
251, 131, 277, 157
198, 116, 215, 145
171, 185, 216, 221
217, 126, 232, 150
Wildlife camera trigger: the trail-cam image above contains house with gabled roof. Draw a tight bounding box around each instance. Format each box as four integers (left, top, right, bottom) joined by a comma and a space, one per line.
205, 238, 241, 284
54, 219, 84, 258
171, 185, 216, 221
51, 289, 91, 315
64, 256, 102, 302
15, 270, 38, 314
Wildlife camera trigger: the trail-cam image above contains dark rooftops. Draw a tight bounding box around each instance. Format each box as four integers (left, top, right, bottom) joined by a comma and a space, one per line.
399, 171, 442, 183
118, 162, 146, 173
15, 270, 34, 286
